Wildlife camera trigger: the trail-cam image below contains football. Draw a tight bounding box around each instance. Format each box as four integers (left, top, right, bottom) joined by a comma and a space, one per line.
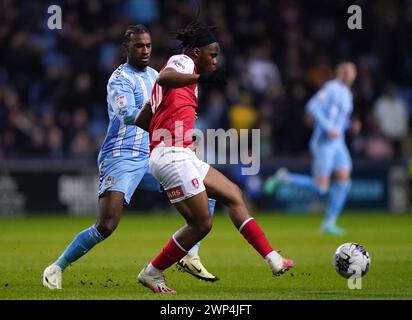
333, 242, 371, 279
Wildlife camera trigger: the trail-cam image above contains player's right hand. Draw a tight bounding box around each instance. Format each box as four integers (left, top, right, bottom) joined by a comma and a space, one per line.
198, 69, 227, 86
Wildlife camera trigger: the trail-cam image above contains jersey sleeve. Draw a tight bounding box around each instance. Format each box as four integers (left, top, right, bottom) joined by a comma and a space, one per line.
305, 82, 335, 131
107, 74, 143, 125
165, 55, 195, 74
343, 117, 351, 131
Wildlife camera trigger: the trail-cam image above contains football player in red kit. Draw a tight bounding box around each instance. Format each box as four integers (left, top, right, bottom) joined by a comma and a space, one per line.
135, 21, 294, 293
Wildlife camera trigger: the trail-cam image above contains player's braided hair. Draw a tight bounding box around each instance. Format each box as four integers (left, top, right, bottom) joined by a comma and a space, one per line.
123, 24, 149, 43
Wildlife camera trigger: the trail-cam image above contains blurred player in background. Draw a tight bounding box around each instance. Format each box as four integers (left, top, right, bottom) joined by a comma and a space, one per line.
264, 62, 360, 235
42, 25, 217, 290
135, 21, 294, 294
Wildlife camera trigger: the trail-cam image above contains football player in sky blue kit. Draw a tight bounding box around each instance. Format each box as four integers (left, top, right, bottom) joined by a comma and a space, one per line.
264, 62, 360, 235
43, 25, 217, 289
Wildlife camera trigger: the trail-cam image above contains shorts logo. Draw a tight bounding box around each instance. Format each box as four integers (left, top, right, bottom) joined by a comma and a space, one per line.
191, 178, 199, 189
166, 186, 184, 200
105, 176, 115, 186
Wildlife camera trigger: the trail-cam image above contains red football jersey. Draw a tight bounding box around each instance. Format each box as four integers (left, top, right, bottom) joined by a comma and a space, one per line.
149, 54, 198, 151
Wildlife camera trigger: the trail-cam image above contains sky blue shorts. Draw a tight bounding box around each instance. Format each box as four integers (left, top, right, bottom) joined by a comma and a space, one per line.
311, 141, 352, 177
98, 156, 161, 205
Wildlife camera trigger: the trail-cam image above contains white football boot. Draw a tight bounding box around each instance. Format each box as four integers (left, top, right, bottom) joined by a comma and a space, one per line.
266, 251, 294, 276
176, 254, 219, 282
137, 265, 176, 294
42, 264, 62, 289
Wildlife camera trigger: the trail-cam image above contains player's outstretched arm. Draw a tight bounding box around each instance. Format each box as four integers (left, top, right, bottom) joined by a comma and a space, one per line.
157, 68, 200, 88
135, 101, 152, 132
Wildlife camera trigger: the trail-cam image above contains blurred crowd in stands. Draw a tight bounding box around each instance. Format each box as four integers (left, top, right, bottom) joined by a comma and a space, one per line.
1, 0, 412, 162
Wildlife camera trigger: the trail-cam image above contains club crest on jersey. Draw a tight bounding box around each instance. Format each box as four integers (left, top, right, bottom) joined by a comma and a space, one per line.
115, 95, 127, 108
105, 176, 115, 186
173, 61, 185, 70
191, 178, 200, 189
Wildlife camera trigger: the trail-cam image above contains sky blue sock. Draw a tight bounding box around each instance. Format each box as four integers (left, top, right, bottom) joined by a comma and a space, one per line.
188, 198, 216, 256
324, 181, 351, 226
54, 225, 105, 270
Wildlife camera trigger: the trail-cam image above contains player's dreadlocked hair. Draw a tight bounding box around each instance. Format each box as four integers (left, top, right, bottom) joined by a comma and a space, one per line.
171, 20, 218, 52
123, 24, 149, 43
170, 0, 218, 52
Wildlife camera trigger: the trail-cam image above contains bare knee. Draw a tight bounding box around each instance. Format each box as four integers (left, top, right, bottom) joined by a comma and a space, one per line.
334, 170, 351, 182
314, 176, 330, 195
96, 192, 123, 238
95, 218, 119, 238
192, 215, 213, 238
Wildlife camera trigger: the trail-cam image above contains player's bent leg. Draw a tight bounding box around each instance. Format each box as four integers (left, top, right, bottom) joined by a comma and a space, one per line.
42, 223, 106, 290
138, 191, 212, 293
95, 191, 125, 237
186, 198, 216, 256
177, 198, 219, 282
172, 191, 213, 249
203, 167, 249, 227
42, 191, 123, 289
204, 167, 294, 276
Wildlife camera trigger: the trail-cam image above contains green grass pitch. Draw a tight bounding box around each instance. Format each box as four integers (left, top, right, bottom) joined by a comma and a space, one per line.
0, 212, 411, 300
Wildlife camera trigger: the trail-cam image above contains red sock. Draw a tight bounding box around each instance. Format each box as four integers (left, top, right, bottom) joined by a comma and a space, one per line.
151, 237, 188, 270
239, 218, 273, 258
